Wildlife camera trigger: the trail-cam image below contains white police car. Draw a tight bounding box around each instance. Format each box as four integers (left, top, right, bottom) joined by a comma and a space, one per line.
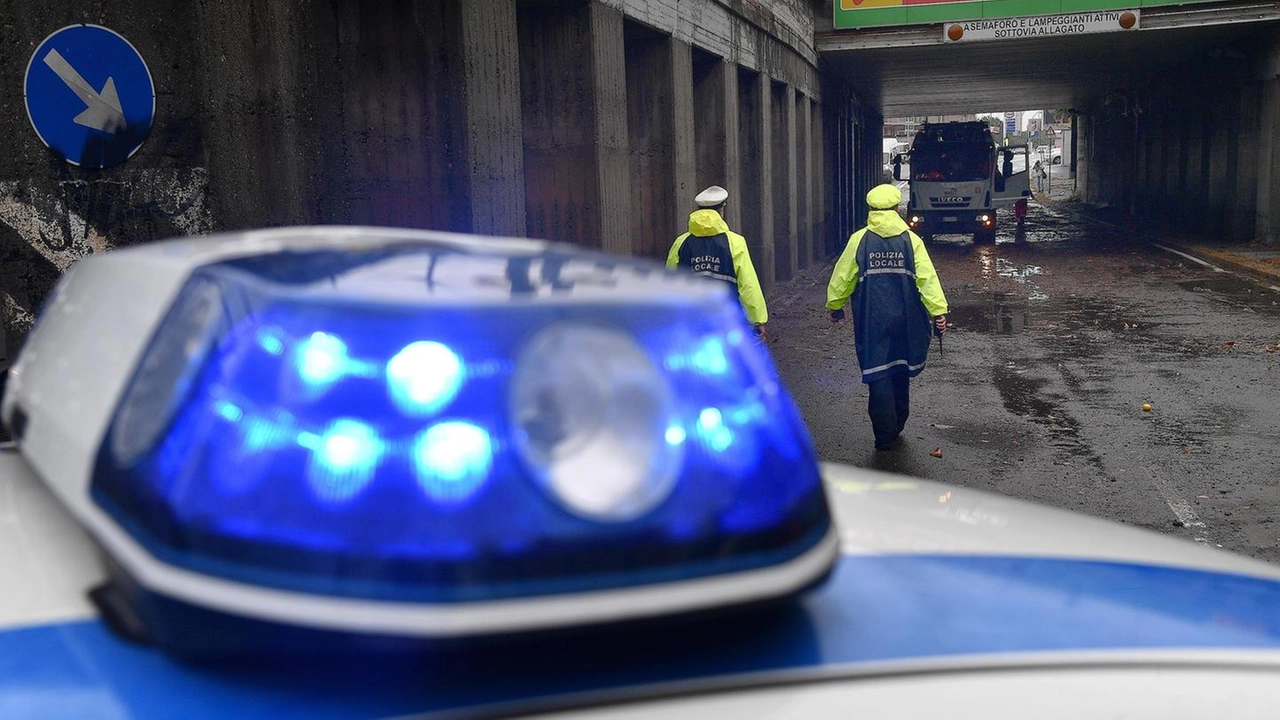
1, 228, 1278, 719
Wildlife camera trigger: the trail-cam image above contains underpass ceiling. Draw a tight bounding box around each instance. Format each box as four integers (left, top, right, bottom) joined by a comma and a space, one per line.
818, 10, 1280, 116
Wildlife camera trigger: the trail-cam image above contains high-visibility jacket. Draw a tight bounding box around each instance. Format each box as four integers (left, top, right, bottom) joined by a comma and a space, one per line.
826, 209, 949, 384
667, 210, 768, 325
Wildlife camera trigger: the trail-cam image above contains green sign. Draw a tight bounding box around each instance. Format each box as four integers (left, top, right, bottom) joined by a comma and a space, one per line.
835, 0, 1218, 30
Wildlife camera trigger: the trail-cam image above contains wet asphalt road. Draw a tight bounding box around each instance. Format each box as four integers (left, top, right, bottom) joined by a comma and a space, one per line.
768, 192, 1280, 563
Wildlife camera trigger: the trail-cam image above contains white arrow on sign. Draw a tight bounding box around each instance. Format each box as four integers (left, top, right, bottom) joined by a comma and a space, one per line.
42, 48, 127, 135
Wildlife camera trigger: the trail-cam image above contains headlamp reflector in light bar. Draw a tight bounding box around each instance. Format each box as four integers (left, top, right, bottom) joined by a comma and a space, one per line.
512, 324, 681, 522
88, 238, 831, 611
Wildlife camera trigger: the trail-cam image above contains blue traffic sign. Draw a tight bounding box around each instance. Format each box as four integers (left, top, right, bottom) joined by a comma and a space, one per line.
24, 24, 155, 169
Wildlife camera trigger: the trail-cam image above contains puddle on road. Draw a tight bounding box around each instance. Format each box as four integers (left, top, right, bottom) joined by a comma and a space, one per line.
992, 364, 1098, 464
1178, 276, 1280, 308
948, 291, 1030, 335
971, 246, 1050, 301
995, 258, 1048, 301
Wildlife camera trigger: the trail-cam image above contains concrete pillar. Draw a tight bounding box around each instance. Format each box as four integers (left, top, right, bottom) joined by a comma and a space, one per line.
671, 40, 697, 222
591, 4, 631, 255
812, 99, 827, 260
738, 68, 769, 288
771, 81, 795, 284
786, 87, 798, 281
1184, 105, 1205, 233
459, 0, 525, 236
722, 66, 742, 232
1259, 78, 1280, 243
1165, 101, 1180, 226
1231, 86, 1260, 241
517, 2, 628, 252
1202, 103, 1226, 234
1141, 107, 1152, 217
302, 2, 474, 230
760, 73, 777, 291
797, 94, 812, 270
1075, 115, 1091, 201
1140, 101, 1156, 218
624, 23, 677, 260
1175, 110, 1192, 225
691, 50, 724, 202
1256, 35, 1280, 243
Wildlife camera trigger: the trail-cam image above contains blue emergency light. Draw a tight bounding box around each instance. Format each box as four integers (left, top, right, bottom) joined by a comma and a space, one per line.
53, 233, 836, 639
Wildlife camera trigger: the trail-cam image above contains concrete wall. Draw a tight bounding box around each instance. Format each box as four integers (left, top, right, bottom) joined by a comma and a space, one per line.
1079, 27, 1280, 244
1257, 31, 1280, 244
0, 0, 840, 357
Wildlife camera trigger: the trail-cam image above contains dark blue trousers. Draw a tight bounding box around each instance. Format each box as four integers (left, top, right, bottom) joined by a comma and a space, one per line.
867, 370, 911, 449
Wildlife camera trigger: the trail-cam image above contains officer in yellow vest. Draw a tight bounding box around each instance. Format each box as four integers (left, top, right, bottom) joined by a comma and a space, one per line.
667, 186, 769, 339
827, 184, 949, 451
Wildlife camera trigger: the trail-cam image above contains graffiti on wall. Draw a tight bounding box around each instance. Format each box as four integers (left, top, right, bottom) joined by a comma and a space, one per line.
0, 167, 212, 357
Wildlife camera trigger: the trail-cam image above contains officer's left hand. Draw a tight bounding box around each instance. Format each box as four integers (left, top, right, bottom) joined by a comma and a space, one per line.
934, 315, 948, 335
828, 309, 845, 324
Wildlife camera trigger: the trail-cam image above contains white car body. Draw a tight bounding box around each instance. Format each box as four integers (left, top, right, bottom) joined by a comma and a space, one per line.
1, 229, 1278, 718
2, 453, 1279, 718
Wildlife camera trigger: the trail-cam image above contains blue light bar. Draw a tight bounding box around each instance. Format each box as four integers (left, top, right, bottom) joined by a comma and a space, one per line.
91, 243, 830, 605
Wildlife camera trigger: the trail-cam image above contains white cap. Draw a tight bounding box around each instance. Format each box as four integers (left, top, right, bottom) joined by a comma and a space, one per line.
694, 185, 729, 207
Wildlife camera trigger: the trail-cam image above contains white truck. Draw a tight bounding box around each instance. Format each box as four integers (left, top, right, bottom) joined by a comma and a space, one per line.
892, 121, 1031, 244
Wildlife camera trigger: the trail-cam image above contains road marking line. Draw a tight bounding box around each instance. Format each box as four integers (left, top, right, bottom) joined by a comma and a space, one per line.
1148, 470, 1209, 544
1152, 243, 1227, 273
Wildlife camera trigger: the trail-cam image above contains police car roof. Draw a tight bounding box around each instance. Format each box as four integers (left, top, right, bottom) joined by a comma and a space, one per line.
3, 449, 1280, 719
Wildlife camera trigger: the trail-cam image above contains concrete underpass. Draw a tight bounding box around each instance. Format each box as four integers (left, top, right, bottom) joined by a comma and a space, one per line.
1, 1, 1280, 556
820, 1, 1280, 242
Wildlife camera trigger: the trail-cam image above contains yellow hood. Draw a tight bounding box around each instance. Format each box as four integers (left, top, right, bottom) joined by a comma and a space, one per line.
865, 183, 910, 236
867, 208, 910, 237
688, 209, 729, 237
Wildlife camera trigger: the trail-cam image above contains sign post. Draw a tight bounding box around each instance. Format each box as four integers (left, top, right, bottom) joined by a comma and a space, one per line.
24, 24, 155, 169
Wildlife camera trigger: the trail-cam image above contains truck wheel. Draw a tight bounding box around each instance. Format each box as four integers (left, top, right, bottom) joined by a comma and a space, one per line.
974, 224, 997, 245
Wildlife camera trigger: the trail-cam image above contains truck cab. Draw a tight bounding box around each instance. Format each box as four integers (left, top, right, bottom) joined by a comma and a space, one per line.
893, 121, 1031, 244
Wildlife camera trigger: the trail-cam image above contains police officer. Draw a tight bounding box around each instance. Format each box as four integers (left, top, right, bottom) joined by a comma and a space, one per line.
668, 185, 768, 338
826, 184, 949, 451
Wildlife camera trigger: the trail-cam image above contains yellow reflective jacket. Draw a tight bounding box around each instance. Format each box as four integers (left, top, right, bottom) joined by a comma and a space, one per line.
668, 210, 768, 325
826, 210, 949, 317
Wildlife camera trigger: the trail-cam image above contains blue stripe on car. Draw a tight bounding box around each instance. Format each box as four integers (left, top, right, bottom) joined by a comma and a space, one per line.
3, 554, 1280, 719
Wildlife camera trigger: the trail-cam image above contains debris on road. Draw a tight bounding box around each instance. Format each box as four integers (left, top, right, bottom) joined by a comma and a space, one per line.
1143, 403, 1152, 412
930, 447, 943, 458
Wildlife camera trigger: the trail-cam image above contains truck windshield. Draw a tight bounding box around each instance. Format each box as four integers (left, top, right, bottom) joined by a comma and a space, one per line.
911, 143, 992, 182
